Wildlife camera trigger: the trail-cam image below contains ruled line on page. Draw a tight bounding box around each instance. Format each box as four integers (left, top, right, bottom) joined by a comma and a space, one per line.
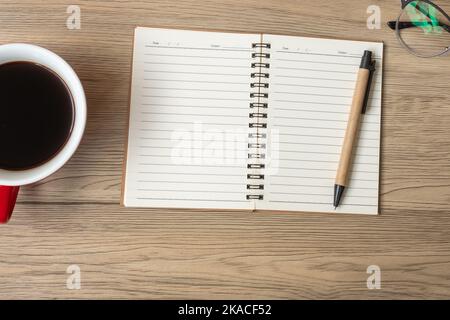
136, 198, 249, 203
277, 141, 378, 149
143, 78, 249, 85
276, 66, 357, 74
270, 123, 378, 133
274, 107, 380, 116
273, 74, 382, 85
138, 156, 249, 161
276, 58, 358, 66
273, 91, 381, 101
272, 82, 382, 93
137, 189, 244, 194
277, 166, 377, 174
278, 131, 379, 140
145, 45, 253, 52
278, 158, 378, 165
270, 149, 377, 157
137, 180, 244, 185
271, 175, 377, 181
139, 120, 249, 126
270, 191, 378, 198
274, 49, 382, 60
138, 137, 248, 142
141, 104, 247, 110
274, 91, 354, 98
138, 146, 249, 152
139, 111, 248, 118
273, 147, 378, 157
270, 183, 377, 190
268, 200, 377, 207
136, 171, 244, 176
138, 163, 243, 168
273, 99, 348, 106
141, 95, 249, 101
144, 61, 249, 68
144, 53, 250, 60
141, 87, 249, 93
274, 115, 380, 125
143, 70, 249, 76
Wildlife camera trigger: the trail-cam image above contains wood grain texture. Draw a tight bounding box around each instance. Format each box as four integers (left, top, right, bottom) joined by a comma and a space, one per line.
1, 0, 450, 299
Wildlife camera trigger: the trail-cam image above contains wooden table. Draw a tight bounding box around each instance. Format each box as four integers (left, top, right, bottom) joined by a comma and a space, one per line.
1, 0, 449, 299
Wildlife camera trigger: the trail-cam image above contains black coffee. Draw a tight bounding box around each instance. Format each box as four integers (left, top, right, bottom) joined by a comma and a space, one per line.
0, 61, 74, 170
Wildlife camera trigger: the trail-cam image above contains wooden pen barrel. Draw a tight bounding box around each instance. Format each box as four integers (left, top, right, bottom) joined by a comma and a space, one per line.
335, 68, 370, 187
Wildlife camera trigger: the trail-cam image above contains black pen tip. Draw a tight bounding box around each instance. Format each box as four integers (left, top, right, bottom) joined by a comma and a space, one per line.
333, 184, 345, 208
360, 51, 373, 69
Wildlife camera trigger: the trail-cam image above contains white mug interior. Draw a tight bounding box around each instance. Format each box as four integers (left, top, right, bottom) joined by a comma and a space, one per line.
0, 44, 86, 186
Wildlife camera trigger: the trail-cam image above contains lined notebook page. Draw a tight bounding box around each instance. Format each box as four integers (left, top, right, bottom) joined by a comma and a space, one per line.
261, 35, 383, 214
123, 28, 259, 209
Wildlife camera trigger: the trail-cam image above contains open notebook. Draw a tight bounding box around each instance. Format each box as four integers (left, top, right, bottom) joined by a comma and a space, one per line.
122, 27, 383, 215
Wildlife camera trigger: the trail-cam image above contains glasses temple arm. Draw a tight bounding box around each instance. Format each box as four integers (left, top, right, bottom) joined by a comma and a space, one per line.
388, 20, 450, 32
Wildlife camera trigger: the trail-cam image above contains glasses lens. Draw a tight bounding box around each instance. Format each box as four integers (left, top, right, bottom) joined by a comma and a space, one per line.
397, 0, 450, 57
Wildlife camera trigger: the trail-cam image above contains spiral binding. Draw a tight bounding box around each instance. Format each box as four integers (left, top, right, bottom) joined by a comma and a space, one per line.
246, 195, 264, 200
247, 42, 270, 201
249, 113, 267, 118
249, 102, 267, 108
251, 83, 269, 88
252, 53, 270, 58
252, 43, 271, 48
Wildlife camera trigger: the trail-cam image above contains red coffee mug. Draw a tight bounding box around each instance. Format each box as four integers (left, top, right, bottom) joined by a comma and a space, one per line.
0, 186, 20, 223
0, 44, 86, 223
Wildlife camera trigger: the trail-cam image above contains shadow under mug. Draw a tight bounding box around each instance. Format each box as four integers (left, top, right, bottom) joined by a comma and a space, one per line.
0, 44, 86, 224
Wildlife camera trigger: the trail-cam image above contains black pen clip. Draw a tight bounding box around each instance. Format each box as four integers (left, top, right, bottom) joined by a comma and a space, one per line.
361, 59, 376, 114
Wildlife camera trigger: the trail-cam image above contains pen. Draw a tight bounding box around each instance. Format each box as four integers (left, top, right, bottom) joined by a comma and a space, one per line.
334, 50, 376, 209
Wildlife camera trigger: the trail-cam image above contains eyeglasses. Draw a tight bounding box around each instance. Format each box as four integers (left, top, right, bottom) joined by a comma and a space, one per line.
388, 0, 450, 58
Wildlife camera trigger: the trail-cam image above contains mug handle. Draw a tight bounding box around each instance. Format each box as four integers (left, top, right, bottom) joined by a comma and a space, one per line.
0, 186, 20, 223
